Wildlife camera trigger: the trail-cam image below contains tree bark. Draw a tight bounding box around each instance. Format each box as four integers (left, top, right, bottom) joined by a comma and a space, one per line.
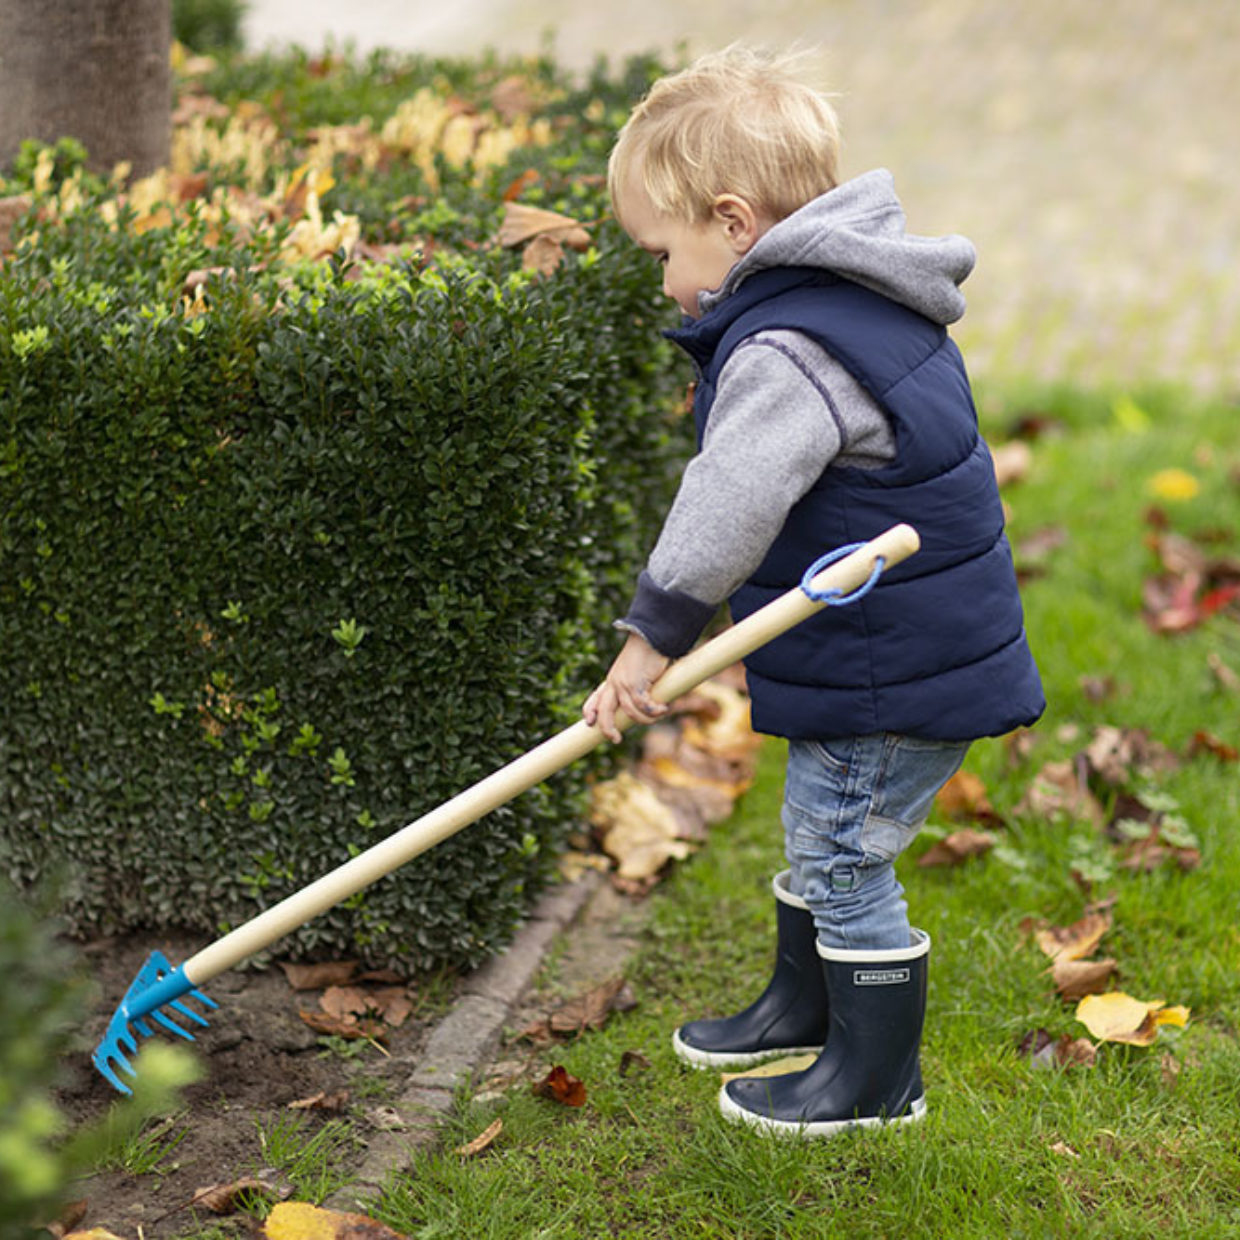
0, 0, 171, 179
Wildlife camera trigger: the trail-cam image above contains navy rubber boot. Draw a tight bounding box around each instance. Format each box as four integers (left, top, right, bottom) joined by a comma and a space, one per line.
718, 930, 929, 1136
672, 872, 829, 1069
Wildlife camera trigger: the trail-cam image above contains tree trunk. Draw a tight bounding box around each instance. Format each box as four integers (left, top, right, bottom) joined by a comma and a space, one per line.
0, 0, 171, 179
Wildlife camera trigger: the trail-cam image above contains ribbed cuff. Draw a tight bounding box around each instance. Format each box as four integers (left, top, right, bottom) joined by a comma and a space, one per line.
619, 571, 718, 658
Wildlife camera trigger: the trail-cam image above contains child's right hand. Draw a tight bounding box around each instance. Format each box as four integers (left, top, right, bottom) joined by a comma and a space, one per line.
583, 632, 671, 743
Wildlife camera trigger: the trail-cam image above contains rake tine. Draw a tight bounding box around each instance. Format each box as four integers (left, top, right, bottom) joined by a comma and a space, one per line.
96, 1049, 137, 1095
149, 1001, 212, 1041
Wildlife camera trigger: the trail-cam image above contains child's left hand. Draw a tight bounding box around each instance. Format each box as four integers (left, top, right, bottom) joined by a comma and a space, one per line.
583, 632, 671, 743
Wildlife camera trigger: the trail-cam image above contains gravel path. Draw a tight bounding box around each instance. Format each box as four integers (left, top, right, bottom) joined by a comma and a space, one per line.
244, 0, 1239, 394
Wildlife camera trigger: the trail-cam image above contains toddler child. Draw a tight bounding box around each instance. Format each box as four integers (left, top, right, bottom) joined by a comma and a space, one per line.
583, 46, 1044, 1136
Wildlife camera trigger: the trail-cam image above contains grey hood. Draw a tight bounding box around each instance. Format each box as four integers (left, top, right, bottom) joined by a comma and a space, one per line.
700, 168, 976, 326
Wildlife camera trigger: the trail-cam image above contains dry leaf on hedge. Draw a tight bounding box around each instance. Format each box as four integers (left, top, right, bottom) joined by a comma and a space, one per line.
522, 232, 565, 275
1032, 909, 1112, 962
264, 1201, 405, 1240
497, 202, 591, 250
1051, 956, 1117, 1000
533, 1064, 587, 1107
455, 1117, 503, 1157
916, 828, 995, 867
1075, 992, 1190, 1045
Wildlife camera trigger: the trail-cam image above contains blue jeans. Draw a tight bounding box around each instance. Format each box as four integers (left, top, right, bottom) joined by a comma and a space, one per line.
782, 735, 970, 952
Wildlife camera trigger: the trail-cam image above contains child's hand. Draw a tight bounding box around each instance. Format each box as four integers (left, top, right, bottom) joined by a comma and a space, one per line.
583, 632, 671, 743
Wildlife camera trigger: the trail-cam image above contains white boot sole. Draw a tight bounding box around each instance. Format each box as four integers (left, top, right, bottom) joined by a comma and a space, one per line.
672, 1028, 823, 1070
718, 1087, 927, 1137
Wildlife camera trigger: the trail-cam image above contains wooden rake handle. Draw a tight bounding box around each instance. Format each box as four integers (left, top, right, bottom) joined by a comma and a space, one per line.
181, 523, 920, 987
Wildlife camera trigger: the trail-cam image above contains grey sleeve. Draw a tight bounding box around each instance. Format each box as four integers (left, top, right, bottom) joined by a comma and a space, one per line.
618, 331, 894, 656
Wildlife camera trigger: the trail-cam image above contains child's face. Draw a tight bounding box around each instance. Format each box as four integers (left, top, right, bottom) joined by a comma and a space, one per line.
617, 174, 754, 318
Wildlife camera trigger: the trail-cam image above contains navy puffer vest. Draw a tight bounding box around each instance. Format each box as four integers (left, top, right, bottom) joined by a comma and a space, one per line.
667, 268, 1044, 741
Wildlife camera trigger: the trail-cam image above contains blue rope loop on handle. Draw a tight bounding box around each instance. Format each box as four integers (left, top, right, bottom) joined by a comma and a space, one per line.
799, 543, 886, 606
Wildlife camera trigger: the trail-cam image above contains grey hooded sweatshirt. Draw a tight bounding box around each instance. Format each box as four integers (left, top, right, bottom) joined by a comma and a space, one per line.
624, 169, 977, 646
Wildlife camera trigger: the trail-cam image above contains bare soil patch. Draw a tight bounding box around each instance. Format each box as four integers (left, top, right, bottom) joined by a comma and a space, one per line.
55, 929, 444, 1238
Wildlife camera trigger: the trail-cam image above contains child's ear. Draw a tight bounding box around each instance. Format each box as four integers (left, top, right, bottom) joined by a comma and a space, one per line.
712, 195, 766, 254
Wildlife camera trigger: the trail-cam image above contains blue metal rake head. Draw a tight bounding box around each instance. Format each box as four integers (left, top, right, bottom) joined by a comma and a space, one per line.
92, 950, 218, 1095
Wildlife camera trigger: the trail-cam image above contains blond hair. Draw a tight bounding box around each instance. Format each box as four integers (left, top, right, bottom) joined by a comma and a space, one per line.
609, 46, 841, 228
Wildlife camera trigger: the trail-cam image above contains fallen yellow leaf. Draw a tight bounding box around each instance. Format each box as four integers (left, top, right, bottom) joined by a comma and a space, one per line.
1075, 992, 1189, 1046
264, 1202, 405, 1240
1154, 1004, 1190, 1030
1147, 468, 1200, 502
720, 1053, 817, 1083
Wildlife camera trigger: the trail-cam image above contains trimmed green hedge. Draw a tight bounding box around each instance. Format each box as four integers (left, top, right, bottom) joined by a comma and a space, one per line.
0, 51, 688, 970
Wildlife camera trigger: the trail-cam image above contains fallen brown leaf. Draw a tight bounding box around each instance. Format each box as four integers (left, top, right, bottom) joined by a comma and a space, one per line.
280, 960, 358, 991
1187, 729, 1239, 762
1084, 725, 1179, 786
521, 976, 636, 1043
1078, 674, 1117, 703
455, 1117, 503, 1157
320, 984, 377, 1022
591, 772, 693, 880
1207, 652, 1240, 692
1051, 956, 1118, 1001
298, 1009, 387, 1041
43, 1200, 88, 1240
677, 681, 761, 762
916, 828, 996, 867
934, 770, 1002, 826
533, 1064, 587, 1107
1032, 909, 1112, 962
619, 1049, 653, 1077
288, 1089, 350, 1112
1017, 1028, 1097, 1069
187, 1177, 275, 1214
991, 439, 1033, 488
1015, 759, 1105, 826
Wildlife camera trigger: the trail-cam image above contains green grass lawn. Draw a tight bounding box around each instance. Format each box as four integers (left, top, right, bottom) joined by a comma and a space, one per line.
371, 385, 1240, 1238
